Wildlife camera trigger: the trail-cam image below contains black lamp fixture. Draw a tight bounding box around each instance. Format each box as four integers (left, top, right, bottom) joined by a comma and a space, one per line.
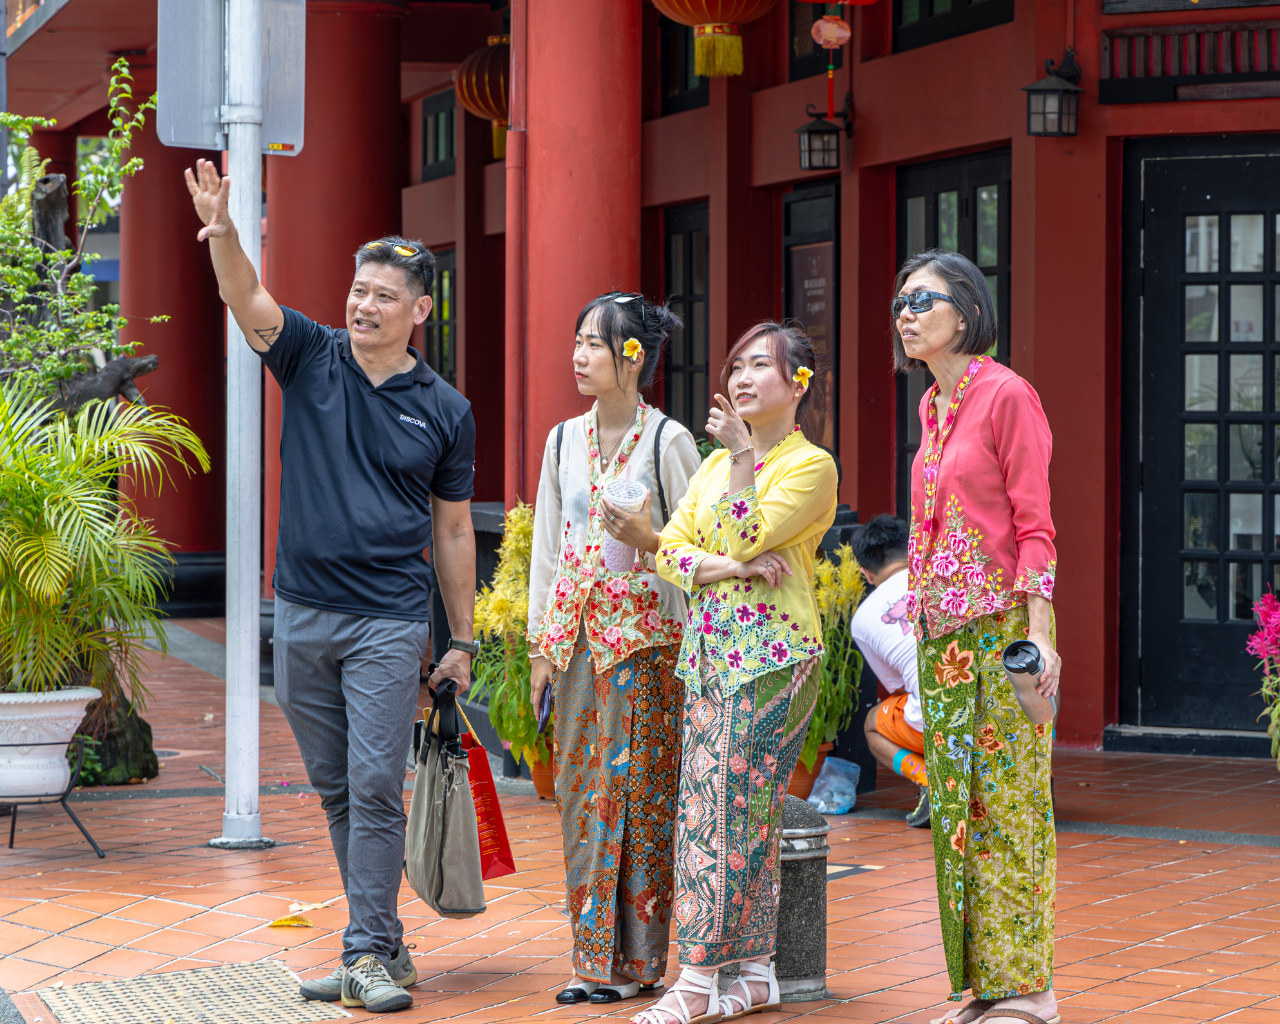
1022, 49, 1083, 137
796, 91, 853, 171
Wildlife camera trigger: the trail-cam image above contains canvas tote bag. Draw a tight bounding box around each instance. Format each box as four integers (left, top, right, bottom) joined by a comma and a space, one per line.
404, 680, 486, 918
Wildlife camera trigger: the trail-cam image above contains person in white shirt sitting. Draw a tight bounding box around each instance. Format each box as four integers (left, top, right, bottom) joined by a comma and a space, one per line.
851, 515, 930, 828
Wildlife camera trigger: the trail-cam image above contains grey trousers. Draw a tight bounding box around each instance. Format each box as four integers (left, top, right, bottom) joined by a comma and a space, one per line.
273, 597, 430, 965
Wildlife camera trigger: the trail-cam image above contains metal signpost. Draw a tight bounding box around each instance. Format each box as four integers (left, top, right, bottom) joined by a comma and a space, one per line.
157, 0, 304, 849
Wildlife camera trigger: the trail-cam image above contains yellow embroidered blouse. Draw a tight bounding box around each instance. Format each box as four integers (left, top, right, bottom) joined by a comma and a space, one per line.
656, 429, 838, 694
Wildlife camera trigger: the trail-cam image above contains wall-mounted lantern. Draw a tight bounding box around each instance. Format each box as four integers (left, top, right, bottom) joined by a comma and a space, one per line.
1022, 49, 1083, 137
796, 92, 853, 171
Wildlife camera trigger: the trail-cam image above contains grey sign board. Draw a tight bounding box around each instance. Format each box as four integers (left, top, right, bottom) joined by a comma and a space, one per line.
157, 0, 305, 155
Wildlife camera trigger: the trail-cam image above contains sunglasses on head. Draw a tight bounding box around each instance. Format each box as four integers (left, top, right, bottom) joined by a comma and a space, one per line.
365, 240, 421, 259
892, 290, 957, 319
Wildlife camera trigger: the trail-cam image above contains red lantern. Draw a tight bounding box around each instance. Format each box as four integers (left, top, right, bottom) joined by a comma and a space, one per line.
455, 35, 510, 159
810, 14, 850, 120
651, 1, 779, 78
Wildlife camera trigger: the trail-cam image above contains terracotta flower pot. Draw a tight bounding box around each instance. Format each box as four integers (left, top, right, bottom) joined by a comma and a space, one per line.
528, 748, 557, 800
787, 741, 834, 800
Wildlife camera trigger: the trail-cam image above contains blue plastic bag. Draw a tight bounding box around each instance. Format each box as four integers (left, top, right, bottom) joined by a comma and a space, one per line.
806, 755, 861, 814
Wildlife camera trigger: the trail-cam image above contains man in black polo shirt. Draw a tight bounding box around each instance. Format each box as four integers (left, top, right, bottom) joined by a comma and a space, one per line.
186, 159, 477, 1013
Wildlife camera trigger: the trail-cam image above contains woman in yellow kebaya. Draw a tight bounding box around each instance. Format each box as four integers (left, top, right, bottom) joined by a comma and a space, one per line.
636, 322, 837, 1024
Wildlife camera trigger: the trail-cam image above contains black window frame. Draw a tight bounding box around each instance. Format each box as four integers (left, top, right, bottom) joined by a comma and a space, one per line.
894, 149, 1012, 518
782, 182, 841, 459
659, 17, 708, 116
894, 0, 1014, 53
421, 90, 456, 183
423, 248, 457, 387
663, 203, 710, 437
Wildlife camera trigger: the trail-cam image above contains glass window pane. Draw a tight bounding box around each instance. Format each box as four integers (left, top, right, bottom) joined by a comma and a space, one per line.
977, 185, 999, 267
1231, 284, 1264, 342
1275, 284, 1280, 342
1229, 424, 1264, 481
906, 195, 926, 256
1230, 214, 1265, 273
937, 191, 958, 253
691, 299, 707, 363
900, 0, 921, 25
1186, 354, 1218, 410
1230, 354, 1263, 411
691, 230, 707, 296
1183, 560, 1217, 619
984, 273, 999, 354
1185, 492, 1218, 550
1185, 284, 1219, 342
1184, 424, 1217, 481
1185, 215, 1220, 273
668, 236, 685, 299
1275, 494, 1280, 549
1230, 561, 1262, 620
1229, 493, 1263, 549
933, 0, 952, 12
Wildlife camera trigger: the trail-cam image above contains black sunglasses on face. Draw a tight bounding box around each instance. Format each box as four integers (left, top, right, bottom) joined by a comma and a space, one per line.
892, 290, 957, 319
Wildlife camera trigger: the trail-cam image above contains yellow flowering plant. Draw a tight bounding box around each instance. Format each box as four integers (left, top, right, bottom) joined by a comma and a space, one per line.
800, 543, 866, 771
469, 501, 551, 767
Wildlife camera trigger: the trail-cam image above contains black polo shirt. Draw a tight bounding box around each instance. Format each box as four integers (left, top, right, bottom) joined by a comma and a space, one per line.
260, 307, 475, 621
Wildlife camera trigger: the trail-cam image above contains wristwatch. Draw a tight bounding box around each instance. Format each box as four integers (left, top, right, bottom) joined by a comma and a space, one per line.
448, 637, 480, 657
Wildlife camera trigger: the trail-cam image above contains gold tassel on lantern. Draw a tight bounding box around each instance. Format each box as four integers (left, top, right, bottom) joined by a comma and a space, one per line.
693, 23, 742, 78
491, 120, 508, 160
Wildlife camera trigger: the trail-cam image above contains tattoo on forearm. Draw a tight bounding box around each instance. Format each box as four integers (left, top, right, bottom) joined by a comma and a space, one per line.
253, 324, 280, 347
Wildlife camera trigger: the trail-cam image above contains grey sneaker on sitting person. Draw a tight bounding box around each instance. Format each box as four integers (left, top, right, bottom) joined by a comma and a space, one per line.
341, 953, 415, 1012
906, 785, 931, 828
300, 943, 416, 1002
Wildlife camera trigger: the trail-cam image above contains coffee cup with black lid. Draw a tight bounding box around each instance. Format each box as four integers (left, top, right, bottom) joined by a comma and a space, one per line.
1000, 639, 1058, 725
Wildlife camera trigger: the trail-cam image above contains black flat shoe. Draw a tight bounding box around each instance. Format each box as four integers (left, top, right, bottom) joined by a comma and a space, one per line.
556, 980, 599, 1004
588, 981, 664, 1003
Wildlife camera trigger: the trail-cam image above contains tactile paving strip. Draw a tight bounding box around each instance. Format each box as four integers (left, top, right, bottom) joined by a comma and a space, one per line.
37, 960, 352, 1024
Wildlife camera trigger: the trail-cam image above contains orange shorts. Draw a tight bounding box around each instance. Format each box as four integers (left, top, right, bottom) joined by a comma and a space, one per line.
874, 693, 925, 754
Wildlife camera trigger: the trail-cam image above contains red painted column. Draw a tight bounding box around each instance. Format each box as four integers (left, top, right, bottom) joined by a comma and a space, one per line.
262, 0, 407, 594
118, 70, 227, 558
522, 0, 642, 499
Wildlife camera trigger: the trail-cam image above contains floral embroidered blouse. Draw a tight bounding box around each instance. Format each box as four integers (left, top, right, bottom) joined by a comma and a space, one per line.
527, 401, 702, 674
908, 356, 1056, 640
656, 429, 838, 695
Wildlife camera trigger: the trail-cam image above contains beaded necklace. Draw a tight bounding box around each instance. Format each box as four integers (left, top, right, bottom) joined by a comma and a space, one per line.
917, 356, 987, 545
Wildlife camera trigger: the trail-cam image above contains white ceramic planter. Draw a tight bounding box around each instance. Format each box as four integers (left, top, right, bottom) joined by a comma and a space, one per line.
0, 687, 101, 801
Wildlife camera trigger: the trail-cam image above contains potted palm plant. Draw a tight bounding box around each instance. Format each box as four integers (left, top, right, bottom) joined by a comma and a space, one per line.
0, 386, 208, 798
469, 502, 555, 796
790, 543, 865, 798
0, 64, 209, 792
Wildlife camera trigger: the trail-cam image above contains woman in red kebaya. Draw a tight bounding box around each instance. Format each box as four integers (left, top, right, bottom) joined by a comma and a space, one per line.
895, 250, 1062, 1024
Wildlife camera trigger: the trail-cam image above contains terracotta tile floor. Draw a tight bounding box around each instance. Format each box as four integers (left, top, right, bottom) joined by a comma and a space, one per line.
3, 620, 1280, 1022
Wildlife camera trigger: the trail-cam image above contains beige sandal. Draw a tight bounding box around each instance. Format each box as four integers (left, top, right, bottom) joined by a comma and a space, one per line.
931, 999, 995, 1024
631, 968, 721, 1024
718, 961, 781, 1021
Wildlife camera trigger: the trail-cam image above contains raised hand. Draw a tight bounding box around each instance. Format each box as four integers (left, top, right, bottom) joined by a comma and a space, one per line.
184, 158, 233, 242
706, 393, 751, 453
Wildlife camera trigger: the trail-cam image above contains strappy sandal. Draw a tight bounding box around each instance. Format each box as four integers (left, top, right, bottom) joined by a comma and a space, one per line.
930, 999, 995, 1024
718, 961, 781, 1021
978, 1011, 1060, 1024
631, 968, 721, 1024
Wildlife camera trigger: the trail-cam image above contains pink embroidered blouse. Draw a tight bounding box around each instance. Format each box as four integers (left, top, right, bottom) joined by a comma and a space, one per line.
908, 356, 1056, 640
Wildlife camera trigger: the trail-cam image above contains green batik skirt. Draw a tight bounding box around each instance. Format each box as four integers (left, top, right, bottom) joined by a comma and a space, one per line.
918, 605, 1056, 1001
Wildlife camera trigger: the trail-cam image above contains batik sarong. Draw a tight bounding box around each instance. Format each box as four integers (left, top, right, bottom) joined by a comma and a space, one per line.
919, 605, 1056, 1001
673, 658, 819, 967
553, 636, 682, 984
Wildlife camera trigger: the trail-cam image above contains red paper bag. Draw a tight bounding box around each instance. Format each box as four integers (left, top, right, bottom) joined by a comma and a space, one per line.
461, 733, 516, 879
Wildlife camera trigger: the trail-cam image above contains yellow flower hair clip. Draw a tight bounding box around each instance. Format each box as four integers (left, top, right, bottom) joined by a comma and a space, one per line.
623, 338, 642, 362
793, 366, 813, 390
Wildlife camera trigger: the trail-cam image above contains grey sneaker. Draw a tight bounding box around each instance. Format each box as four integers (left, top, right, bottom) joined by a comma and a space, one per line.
905, 785, 931, 828
300, 943, 416, 1002
342, 953, 415, 1012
